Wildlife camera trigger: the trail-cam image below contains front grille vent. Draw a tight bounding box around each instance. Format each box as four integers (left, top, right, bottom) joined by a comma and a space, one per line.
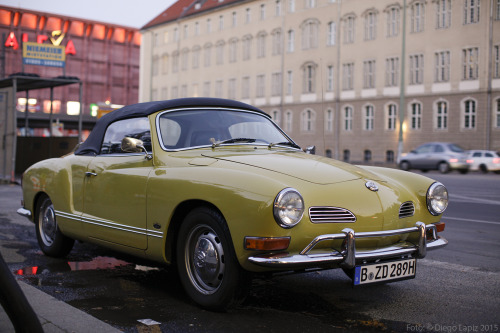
399, 201, 415, 218
309, 207, 356, 223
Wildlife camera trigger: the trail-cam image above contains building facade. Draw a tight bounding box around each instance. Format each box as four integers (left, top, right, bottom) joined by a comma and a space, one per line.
0, 5, 141, 137
140, 0, 500, 164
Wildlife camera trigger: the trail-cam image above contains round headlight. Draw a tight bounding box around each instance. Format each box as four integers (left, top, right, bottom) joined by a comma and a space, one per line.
427, 182, 448, 216
273, 188, 304, 228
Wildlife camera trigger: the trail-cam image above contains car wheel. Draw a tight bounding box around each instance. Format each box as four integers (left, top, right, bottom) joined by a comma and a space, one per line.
438, 162, 450, 174
479, 164, 488, 173
35, 195, 74, 258
176, 207, 250, 311
399, 161, 410, 171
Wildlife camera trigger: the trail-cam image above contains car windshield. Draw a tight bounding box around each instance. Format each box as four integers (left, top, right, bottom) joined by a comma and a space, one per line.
157, 109, 293, 150
448, 144, 465, 153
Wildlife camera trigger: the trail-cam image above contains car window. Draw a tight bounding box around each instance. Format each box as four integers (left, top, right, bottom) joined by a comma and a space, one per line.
434, 145, 445, 153
448, 144, 464, 153
157, 109, 290, 150
415, 144, 433, 154
100, 118, 151, 154
472, 152, 482, 157
485, 152, 494, 158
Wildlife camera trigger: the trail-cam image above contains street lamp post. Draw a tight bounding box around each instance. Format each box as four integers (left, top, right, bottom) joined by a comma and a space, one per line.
397, 0, 407, 162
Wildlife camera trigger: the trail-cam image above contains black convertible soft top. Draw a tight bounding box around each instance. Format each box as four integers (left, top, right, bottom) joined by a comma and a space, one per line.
75, 98, 267, 156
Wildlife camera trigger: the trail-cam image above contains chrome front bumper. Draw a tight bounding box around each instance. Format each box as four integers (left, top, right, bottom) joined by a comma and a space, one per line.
248, 222, 448, 270
17, 207, 32, 219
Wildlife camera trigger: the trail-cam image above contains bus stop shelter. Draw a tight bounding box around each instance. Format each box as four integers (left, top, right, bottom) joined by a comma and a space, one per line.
0, 74, 82, 183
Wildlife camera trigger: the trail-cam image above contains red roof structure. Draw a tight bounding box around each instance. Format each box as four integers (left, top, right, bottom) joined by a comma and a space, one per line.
142, 0, 244, 29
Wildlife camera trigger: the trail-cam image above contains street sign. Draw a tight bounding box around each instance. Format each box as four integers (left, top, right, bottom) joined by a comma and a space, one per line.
22, 42, 66, 68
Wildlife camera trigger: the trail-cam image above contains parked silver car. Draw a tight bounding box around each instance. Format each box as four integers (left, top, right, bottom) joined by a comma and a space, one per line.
398, 142, 471, 174
467, 150, 500, 173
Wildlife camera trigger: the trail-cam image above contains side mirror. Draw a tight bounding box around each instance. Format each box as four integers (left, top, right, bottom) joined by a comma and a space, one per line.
121, 137, 152, 160
305, 145, 316, 154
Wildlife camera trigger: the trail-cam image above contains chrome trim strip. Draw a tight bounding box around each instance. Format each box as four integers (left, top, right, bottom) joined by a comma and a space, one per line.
17, 207, 32, 219
248, 222, 447, 269
54, 210, 164, 238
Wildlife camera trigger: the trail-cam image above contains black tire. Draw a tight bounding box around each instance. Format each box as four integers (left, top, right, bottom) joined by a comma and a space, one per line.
176, 207, 250, 311
35, 195, 74, 258
479, 164, 488, 173
399, 161, 410, 171
438, 162, 450, 174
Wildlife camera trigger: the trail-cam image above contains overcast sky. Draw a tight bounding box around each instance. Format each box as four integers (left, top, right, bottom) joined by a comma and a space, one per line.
2, 0, 176, 28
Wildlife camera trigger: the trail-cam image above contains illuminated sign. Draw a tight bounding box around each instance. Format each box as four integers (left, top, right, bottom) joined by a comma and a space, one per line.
22, 42, 66, 68
4, 32, 77, 55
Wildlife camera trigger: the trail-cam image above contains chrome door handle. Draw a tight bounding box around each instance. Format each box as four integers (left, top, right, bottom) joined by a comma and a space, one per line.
85, 172, 97, 177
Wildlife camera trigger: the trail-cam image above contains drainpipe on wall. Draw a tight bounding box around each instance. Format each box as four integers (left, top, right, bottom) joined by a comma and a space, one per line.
485, 0, 494, 150
397, 0, 407, 162
334, 0, 342, 160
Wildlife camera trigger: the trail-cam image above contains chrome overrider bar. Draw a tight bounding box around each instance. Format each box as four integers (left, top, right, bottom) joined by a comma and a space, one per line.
248, 222, 448, 269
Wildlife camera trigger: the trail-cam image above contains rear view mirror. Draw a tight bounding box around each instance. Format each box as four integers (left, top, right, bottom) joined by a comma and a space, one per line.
121, 137, 152, 160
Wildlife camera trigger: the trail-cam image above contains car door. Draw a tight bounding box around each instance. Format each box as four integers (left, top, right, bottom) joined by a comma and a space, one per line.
82, 117, 153, 250
411, 144, 433, 169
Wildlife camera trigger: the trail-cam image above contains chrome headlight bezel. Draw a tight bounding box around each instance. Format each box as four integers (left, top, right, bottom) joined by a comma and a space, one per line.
273, 188, 304, 229
427, 182, 448, 216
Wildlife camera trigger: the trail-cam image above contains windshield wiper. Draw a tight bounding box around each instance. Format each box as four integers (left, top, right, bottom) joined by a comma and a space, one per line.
212, 138, 256, 148
268, 141, 301, 149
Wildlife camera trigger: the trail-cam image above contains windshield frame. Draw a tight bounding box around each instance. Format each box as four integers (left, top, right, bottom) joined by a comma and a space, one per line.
155, 107, 300, 152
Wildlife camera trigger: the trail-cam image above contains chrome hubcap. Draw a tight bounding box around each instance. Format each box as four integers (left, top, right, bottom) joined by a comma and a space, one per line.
40, 201, 57, 246
186, 225, 225, 294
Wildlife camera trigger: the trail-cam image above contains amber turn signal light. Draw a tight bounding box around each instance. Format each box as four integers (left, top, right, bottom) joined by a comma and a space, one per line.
434, 222, 445, 233
244, 237, 290, 251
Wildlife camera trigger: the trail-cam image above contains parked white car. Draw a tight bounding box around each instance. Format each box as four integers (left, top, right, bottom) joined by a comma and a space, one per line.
467, 150, 500, 173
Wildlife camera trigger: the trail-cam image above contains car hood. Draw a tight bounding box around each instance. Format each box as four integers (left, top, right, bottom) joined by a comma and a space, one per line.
201, 150, 382, 185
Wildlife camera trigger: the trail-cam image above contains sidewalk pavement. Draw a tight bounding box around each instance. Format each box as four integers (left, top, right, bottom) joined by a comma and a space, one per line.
0, 279, 121, 333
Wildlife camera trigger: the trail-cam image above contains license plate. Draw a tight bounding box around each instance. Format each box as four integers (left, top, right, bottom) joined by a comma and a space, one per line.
353, 258, 417, 285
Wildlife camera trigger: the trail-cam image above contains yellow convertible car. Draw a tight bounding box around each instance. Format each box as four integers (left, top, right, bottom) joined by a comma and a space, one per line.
18, 98, 448, 310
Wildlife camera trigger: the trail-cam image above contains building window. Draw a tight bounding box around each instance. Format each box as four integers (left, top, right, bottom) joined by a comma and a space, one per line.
257, 32, 267, 58
305, 0, 316, 9
410, 2, 425, 33
286, 70, 293, 95
385, 57, 399, 86
497, 0, 500, 19
435, 51, 450, 82
364, 150, 372, 163
344, 15, 355, 44
410, 102, 422, 130
272, 29, 283, 55
463, 99, 476, 129
343, 149, 350, 162
203, 82, 210, 97
496, 98, 500, 128
386, 103, 397, 130
343, 63, 354, 90
464, 0, 480, 24
228, 39, 238, 63
303, 62, 317, 93
245, 8, 251, 24
386, 150, 395, 163
364, 105, 374, 131
206, 18, 211, 33
172, 51, 179, 73
271, 72, 282, 96
271, 110, 281, 125
174, 27, 179, 41
285, 110, 293, 132
301, 109, 315, 132
386, 6, 400, 37
326, 149, 332, 158
344, 106, 353, 131
364, 11, 377, 41
215, 80, 223, 98
204, 44, 212, 67
232, 12, 237, 27
363, 60, 376, 89
327, 22, 336, 46
260, 4, 266, 20
161, 54, 169, 74
409, 54, 424, 85
192, 47, 200, 69
325, 109, 333, 132
242, 76, 250, 99
494, 46, 500, 78
219, 15, 224, 31
436, 0, 451, 29
152, 55, 159, 76
256, 74, 266, 97
462, 47, 479, 80
326, 66, 334, 92
302, 19, 319, 49
289, 0, 296, 13
242, 35, 252, 60
435, 100, 448, 130
171, 86, 179, 99
287, 30, 295, 53
276, 0, 282, 16
216, 41, 225, 65
181, 49, 189, 71
228, 78, 236, 99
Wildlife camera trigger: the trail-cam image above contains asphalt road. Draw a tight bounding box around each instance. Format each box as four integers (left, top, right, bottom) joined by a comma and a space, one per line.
1, 171, 499, 333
